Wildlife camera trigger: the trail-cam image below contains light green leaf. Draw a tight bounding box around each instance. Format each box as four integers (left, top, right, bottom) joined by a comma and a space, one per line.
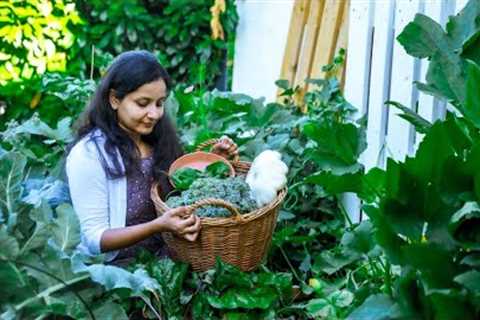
72, 255, 159, 296
0, 152, 27, 228
19, 203, 53, 254
93, 299, 129, 320
0, 225, 19, 259
51, 204, 80, 253
454, 270, 480, 292
328, 290, 354, 308
347, 294, 396, 320
207, 287, 277, 310
306, 298, 334, 318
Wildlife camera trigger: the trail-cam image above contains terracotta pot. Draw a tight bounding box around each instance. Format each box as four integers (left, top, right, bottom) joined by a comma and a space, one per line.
168, 151, 235, 187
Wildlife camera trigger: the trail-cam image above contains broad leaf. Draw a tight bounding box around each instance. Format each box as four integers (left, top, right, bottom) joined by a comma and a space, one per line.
464, 60, 480, 128
347, 294, 396, 320
51, 204, 80, 253
0, 152, 27, 229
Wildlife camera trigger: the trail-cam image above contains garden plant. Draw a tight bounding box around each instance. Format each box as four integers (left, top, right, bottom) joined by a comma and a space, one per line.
0, 0, 479, 319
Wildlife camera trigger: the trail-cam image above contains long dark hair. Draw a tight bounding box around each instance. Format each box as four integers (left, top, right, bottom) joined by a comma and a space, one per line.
69, 50, 183, 198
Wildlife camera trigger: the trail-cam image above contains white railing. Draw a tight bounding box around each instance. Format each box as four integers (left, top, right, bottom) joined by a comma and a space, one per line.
343, 0, 468, 222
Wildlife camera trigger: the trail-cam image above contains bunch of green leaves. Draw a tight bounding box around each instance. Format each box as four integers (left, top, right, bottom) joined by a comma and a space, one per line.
71, 0, 238, 89
306, 2, 480, 318
169, 51, 359, 281
0, 71, 95, 131
131, 256, 297, 319
187, 259, 294, 319
0, 149, 168, 319
170, 160, 231, 191
166, 176, 257, 217
0, 0, 82, 84
347, 115, 480, 320
396, 0, 480, 124
0, 113, 74, 175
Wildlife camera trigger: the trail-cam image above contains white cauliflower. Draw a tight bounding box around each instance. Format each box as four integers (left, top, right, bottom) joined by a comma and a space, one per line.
246, 150, 288, 206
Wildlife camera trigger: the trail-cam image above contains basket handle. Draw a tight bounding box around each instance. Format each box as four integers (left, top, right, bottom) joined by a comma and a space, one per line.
187, 198, 244, 222
196, 138, 240, 162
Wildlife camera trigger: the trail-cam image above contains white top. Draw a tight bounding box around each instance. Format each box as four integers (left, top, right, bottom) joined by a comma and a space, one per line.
66, 129, 126, 261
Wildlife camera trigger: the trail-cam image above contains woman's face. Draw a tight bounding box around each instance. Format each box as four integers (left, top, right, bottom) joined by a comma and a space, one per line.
110, 79, 167, 139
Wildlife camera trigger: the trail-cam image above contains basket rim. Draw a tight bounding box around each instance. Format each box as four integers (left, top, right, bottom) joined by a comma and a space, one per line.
150, 158, 287, 227
151, 181, 287, 226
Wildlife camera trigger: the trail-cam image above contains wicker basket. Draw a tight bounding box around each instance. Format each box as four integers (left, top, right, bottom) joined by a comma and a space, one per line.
150, 139, 287, 272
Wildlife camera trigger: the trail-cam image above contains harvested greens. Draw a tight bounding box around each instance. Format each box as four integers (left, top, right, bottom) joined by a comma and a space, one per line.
166, 176, 258, 217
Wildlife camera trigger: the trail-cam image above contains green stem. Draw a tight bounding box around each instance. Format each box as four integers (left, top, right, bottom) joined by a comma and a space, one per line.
15, 274, 90, 311
383, 260, 393, 296
279, 245, 304, 285
336, 196, 353, 227
140, 295, 162, 320
2, 259, 95, 319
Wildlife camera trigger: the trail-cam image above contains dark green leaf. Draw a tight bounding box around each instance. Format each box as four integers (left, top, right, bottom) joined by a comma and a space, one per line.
385, 101, 432, 134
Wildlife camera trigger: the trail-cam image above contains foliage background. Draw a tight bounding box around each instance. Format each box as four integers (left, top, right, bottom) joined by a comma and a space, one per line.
0, 0, 238, 129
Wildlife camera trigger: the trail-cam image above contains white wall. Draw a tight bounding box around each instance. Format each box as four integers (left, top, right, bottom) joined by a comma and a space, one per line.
232, 0, 294, 102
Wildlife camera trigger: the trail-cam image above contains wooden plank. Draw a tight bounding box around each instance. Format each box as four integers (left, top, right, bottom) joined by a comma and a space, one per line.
362, 0, 395, 170
293, 0, 325, 109
385, 0, 421, 162
415, 0, 443, 151
310, 0, 346, 80
278, 0, 311, 87
342, 0, 374, 223
344, 0, 373, 116
455, 0, 469, 13
333, 0, 349, 87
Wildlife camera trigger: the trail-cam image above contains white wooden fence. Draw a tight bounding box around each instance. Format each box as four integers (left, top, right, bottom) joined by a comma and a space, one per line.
343, 0, 469, 222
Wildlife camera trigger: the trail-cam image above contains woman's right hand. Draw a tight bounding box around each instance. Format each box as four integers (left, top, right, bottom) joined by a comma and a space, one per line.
152, 206, 201, 241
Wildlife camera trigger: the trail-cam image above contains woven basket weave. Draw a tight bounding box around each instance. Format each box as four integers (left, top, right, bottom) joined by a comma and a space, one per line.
150, 139, 287, 272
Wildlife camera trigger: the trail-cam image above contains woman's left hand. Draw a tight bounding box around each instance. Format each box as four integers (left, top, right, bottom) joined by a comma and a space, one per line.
211, 136, 239, 160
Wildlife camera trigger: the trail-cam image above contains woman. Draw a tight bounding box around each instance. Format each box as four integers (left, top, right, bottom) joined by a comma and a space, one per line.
66, 50, 238, 264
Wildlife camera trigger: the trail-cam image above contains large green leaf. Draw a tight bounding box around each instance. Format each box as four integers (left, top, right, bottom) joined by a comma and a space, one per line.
398, 14, 465, 102
464, 60, 480, 128
71, 254, 159, 296
302, 121, 366, 174
92, 298, 129, 320
306, 167, 385, 203
149, 258, 188, 319
341, 221, 381, 258
19, 203, 53, 255
446, 0, 480, 55
454, 270, 480, 292
0, 225, 19, 259
0, 152, 27, 229
449, 201, 480, 249
347, 294, 396, 320
207, 287, 278, 310
51, 204, 80, 254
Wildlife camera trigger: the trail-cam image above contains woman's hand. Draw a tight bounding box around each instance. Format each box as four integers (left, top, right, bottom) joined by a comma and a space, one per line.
211, 136, 239, 160
153, 206, 201, 241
